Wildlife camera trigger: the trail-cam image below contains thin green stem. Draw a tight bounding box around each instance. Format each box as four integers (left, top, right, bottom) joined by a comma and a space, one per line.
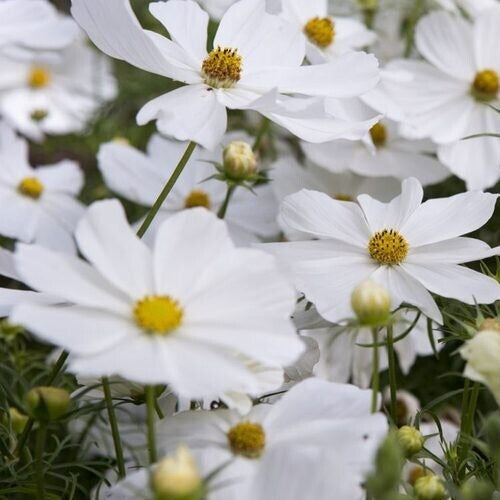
217, 185, 236, 219
386, 324, 398, 424
136, 141, 197, 238
458, 380, 480, 476
253, 117, 271, 151
35, 423, 47, 500
404, 0, 425, 57
146, 385, 157, 464
102, 377, 126, 479
15, 351, 69, 456
371, 328, 380, 414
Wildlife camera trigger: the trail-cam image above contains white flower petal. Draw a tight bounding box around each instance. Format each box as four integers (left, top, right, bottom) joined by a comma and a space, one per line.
34, 160, 83, 195
473, 8, 500, 71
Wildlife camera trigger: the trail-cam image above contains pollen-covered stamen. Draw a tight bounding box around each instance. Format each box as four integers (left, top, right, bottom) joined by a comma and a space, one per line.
28, 66, 51, 89
134, 295, 183, 335
370, 122, 388, 147
184, 189, 210, 209
202, 47, 242, 89
304, 17, 335, 48
18, 177, 44, 199
471, 69, 499, 102
368, 229, 409, 265
227, 421, 265, 459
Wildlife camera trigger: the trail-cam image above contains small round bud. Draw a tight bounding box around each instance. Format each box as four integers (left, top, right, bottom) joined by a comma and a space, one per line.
26, 386, 70, 421
7, 407, 29, 434
397, 426, 424, 457
351, 280, 391, 326
414, 475, 446, 500
152, 446, 204, 500
223, 141, 257, 181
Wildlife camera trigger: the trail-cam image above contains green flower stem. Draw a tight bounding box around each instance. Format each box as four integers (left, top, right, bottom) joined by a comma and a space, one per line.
458, 380, 480, 475
371, 328, 380, 414
253, 117, 271, 151
386, 324, 398, 424
217, 185, 236, 219
102, 377, 126, 479
146, 385, 157, 464
15, 350, 69, 457
136, 140, 197, 238
35, 423, 47, 500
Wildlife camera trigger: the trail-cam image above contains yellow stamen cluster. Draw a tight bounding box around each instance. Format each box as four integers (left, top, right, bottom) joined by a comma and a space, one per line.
202, 47, 242, 89
133, 295, 183, 335
370, 122, 388, 147
28, 67, 51, 89
368, 229, 409, 265
184, 189, 211, 209
304, 17, 335, 48
471, 69, 499, 102
18, 177, 44, 199
227, 421, 265, 459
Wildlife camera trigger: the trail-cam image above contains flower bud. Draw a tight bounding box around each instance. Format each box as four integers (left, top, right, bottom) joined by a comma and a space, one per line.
397, 426, 424, 457
7, 407, 28, 434
26, 386, 70, 421
152, 446, 204, 500
414, 475, 446, 500
351, 280, 391, 326
460, 478, 495, 500
223, 141, 257, 181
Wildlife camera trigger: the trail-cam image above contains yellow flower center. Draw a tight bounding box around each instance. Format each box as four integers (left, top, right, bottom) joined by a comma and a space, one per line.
28, 66, 51, 89
133, 295, 183, 335
408, 466, 427, 486
370, 122, 388, 147
201, 47, 242, 89
18, 177, 44, 199
368, 229, 409, 265
227, 421, 265, 459
471, 69, 499, 102
304, 17, 335, 48
184, 190, 211, 209
334, 194, 354, 202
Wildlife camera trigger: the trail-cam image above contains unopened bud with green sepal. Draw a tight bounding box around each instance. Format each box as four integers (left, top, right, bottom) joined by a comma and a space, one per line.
26, 386, 70, 421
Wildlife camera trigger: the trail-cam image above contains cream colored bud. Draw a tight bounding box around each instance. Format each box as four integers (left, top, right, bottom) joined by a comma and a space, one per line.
414, 475, 446, 500
8, 407, 28, 434
152, 446, 203, 500
26, 386, 70, 421
223, 141, 257, 180
351, 280, 391, 326
397, 426, 424, 457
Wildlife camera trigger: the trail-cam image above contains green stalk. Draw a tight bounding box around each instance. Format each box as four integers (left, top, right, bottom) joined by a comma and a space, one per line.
253, 117, 271, 151
217, 185, 236, 219
458, 381, 480, 475
102, 377, 126, 478
371, 328, 380, 414
35, 423, 47, 500
136, 141, 197, 238
386, 324, 398, 424
146, 386, 157, 464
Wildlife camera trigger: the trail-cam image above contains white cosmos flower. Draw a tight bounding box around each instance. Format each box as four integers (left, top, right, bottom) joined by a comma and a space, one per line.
280, 0, 376, 62
435, 0, 500, 17
0, 36, 117, 141
97, 134, 279, 246
0, 122, 84, 253
262, 177, 500, 325
70, 0, 380, 149
301, 118, 450, 186
157, 378, 388, 500
0, 0, 78, 59
387, 9, 500, 189
270, 155, 400, 240
11, 201, 303, 398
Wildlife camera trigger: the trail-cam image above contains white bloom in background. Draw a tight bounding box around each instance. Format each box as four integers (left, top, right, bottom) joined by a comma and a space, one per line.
11, 202, 303, 398
157, 378, 388, 500
461, 330, 500, 405
270, 155, 400, 240
388, 9, 500, 189
262, 177, 500, 325
0, 122, 84, 253
303, 309, 442, 388
280, 0, 376, 62
302, 119, 450, 186
98, 134, 279, 245
0, 36, 117, 141
71, 0, 380, 149
0, 0, 78, 59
